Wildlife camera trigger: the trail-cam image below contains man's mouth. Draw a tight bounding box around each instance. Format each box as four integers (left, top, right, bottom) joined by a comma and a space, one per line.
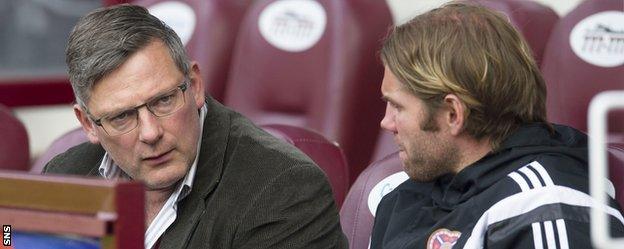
142, 149, 174, 165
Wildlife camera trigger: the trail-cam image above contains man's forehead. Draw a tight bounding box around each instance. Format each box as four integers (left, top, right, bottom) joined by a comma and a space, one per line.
86, 40, 182, 107
381, 73, 406, 97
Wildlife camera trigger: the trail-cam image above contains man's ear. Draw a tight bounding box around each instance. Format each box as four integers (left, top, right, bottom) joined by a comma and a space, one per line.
74, 104, 100, 144
442, 94, 467, 136
189, 61, 205, 108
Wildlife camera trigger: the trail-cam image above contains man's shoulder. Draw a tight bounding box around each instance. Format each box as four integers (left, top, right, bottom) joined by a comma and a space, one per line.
502, 154, 589, 194
204, 110, 331, 204
462, 157, 621, 248
477, 155, 590, 208
374, 180, 434, 224
205, 100, 317, 170
226, 112, 319, 172
476, 157, 617, 232
43, 142, 104, 176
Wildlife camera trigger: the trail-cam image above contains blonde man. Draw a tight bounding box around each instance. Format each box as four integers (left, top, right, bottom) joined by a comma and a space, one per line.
372, 2, 624, 248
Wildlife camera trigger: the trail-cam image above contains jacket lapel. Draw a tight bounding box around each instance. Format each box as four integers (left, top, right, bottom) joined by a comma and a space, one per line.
86, 158, 102, 177
47, 142, 105, 177
160, 97, 231, 249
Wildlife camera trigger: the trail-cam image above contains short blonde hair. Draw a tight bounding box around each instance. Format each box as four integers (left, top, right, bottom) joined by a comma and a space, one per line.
381, 1, 548, 149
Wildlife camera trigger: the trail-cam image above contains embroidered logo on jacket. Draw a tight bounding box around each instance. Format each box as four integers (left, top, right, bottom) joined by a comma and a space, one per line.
427, 228, 461, 249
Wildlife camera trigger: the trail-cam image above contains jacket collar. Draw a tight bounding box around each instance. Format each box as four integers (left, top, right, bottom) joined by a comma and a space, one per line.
430, 123, 587, 209
160, 96, 231, 249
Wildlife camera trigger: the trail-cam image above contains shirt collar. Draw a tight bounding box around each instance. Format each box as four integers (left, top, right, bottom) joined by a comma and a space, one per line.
178, 104, 206, 200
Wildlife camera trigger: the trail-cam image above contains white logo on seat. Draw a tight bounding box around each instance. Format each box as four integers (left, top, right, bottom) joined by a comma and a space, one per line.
148, 1, 196, 46
258, 0, 327, 52
569, 11, 624, 67
367, 171, 409, 216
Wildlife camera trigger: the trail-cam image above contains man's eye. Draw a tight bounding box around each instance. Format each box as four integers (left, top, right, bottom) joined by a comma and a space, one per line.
389, 102, 400, 109
110, 111, 131, 122
156, 94, 174, 105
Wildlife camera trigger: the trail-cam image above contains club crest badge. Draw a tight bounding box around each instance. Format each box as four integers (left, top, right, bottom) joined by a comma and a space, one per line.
427, 228, 461, 249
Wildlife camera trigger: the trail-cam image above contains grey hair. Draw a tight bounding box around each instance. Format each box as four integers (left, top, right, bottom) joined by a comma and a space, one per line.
66, 4, 190, 108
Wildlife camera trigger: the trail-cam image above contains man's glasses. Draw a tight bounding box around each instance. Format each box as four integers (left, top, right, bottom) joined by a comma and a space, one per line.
88, 82, 188, 136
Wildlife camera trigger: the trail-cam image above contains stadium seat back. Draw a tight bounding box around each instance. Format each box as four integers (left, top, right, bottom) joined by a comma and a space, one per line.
261, 124, 349, 207
225, 0, 392, 183
541, 0, 624, 134
31, 127, 87, 173
137, 0, 253, 102
340, 152, 407, 249
0, 104, 30, 171
473, 0, 559, 65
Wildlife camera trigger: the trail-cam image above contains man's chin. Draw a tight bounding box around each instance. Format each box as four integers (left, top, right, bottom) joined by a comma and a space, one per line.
143, 179, 179, 191
140, 172, 183, 191
138, 161, 188, 189
404, 163, 443, 183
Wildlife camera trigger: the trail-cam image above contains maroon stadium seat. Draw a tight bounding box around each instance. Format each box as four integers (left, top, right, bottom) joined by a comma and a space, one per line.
542, 0, 624, 135
135, 0, 253, 102
0, 104, 30, 171
261, 124, 349, 208
224, 0, 392, 183
473, 0, 559, 66
340, 152, 408, 249
30, 127, 87, 173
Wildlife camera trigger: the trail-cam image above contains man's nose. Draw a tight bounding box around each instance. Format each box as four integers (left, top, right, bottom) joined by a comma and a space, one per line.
380, 106, 397, 132
137, 107, 163, 144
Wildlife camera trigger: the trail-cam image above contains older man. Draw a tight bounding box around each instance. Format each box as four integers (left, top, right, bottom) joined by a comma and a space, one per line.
371, 2, 624, 248
44, 4, 347, 249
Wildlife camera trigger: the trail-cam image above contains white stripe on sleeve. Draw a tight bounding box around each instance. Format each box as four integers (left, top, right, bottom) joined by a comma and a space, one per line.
544, 220, 556, 249
532, 222, 544, 249
529, 162, 554, 186
509, 172, 530, 191
556, 219, 569, 249
519, 167, 544, 188
462, 185, 624, 249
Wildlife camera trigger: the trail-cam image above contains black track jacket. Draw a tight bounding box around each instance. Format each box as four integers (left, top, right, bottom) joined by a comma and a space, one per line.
371, 124, 624, 249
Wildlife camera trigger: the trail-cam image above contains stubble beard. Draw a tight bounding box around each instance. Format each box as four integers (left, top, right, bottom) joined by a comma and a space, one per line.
403, 138, 460, 183
402, 103, 460, 182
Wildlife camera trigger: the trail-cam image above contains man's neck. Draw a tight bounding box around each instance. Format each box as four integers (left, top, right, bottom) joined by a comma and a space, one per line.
145, 186, 176, 227
454, 136, 493, 173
